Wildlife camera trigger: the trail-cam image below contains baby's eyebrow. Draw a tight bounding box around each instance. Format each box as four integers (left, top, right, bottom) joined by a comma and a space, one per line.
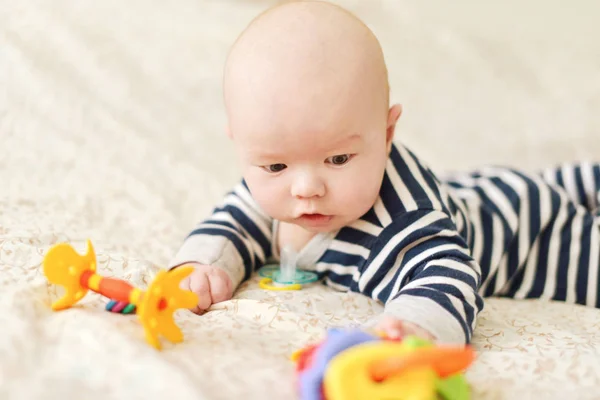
255, 146, 284, 156
330, 133, 362, 148
344, 133, 362, 141
247, 149, 284, 163
246, 132, 362, 163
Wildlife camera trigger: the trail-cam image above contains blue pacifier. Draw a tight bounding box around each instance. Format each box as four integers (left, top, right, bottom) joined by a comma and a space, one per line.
258, 246, 319, 291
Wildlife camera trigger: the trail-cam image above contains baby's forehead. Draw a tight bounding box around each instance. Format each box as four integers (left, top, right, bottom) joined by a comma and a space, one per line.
223, 2, 389, 116
227, 78, 387, 148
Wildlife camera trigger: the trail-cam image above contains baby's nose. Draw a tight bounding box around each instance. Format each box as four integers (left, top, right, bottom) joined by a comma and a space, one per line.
291, 174, 326, 199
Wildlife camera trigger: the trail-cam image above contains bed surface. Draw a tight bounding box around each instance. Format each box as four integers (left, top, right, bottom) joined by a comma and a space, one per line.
2, 0, 599, 398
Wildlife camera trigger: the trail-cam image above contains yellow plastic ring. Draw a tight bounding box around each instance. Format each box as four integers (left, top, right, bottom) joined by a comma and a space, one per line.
259, 277, 302, 291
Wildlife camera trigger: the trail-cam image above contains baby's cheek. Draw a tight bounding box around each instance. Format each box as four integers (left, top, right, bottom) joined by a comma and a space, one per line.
247, 177, 288, 218
336, 170, 380, 210
257, 195, 283, 217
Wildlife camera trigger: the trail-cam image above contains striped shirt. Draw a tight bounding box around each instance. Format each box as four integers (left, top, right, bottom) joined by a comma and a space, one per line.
170, 142, 600, 344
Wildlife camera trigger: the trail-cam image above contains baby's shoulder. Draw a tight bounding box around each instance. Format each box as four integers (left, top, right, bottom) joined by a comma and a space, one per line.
381, 142, 450, 216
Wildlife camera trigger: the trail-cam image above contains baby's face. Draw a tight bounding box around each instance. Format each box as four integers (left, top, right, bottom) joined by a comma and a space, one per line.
223, 0, 396, 233
230, 89, 393, 233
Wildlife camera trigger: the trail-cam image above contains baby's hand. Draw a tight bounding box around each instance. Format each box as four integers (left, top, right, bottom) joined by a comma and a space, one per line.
375, 316, 436, 341
178, 263, 234, 314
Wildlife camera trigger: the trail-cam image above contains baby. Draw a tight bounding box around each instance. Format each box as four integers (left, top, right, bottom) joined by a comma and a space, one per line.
169, 0, 600, 344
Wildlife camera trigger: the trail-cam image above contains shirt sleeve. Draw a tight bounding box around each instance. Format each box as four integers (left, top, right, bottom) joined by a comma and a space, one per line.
168, 180, 274, 288
358, 208, 484, 344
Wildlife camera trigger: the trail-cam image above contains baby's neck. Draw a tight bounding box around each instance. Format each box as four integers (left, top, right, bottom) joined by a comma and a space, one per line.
277, 221, 318, 255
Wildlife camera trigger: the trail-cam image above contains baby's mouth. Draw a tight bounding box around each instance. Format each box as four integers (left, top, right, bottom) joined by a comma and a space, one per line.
296, 213, 333, 225
301, 213, 326, 219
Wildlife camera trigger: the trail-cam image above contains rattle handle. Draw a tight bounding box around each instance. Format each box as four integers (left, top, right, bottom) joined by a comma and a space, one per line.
80, 270, 141, 304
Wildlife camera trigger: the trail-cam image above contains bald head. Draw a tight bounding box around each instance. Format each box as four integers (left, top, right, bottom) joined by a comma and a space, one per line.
223, 1, 390, 137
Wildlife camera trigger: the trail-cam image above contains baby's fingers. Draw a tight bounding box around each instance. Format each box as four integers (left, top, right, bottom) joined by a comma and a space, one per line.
179, 275, 191, 291
376, 317, 405, 340
178, 276, 201, 314
188, 271, 212, 313
207, 270, 233, 303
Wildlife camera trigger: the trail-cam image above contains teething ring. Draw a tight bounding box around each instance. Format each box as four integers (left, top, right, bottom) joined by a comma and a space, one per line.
259, 277, 302, 291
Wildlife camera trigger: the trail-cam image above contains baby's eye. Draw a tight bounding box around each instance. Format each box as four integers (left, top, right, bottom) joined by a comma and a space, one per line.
326, 154, 351, 165
262, 163, 287, 173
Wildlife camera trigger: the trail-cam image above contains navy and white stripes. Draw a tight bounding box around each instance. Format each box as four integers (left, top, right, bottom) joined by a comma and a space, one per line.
178, 181, 274, 283
445, 162, 600, 312
170, 142, 600, 344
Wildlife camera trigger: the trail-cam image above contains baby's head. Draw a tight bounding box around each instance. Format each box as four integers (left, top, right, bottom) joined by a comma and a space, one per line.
223, 0, 401, 233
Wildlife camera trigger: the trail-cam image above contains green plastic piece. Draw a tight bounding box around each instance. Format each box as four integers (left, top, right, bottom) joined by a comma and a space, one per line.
401, 335, 434, 349
436, 374, 471, 400
123, 304, 136, 314
401, 335, 471, 400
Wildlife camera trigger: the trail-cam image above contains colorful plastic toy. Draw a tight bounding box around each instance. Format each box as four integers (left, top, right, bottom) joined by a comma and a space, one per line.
42, 239, 198, 350
292, 329, 475, 400
258, 245, 318, 291
105, 299, 137, 314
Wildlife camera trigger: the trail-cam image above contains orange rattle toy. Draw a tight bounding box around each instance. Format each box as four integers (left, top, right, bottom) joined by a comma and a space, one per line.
42, 239, 198, 350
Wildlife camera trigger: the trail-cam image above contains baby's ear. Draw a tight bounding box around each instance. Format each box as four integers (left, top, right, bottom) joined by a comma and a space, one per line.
386, 104, 402, 150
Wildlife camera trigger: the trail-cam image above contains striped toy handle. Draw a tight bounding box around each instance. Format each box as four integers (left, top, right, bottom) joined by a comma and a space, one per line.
80, 271, 139, 314
105, 300, 136, 314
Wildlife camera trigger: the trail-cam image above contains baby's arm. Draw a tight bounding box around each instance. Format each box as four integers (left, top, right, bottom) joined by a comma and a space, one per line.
361, 209, 483, 344
169, 180, 274, 310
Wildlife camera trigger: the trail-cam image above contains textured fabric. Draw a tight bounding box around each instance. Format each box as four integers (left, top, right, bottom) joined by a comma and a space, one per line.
2, 0, 600, 399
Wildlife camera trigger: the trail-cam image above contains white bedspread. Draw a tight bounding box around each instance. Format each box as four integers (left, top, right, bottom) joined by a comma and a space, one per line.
1, 1, 599, 399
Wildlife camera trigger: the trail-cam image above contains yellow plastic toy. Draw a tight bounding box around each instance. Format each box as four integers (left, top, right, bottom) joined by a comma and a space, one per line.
324, 341, 438, 400
42, 239, 198, 350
